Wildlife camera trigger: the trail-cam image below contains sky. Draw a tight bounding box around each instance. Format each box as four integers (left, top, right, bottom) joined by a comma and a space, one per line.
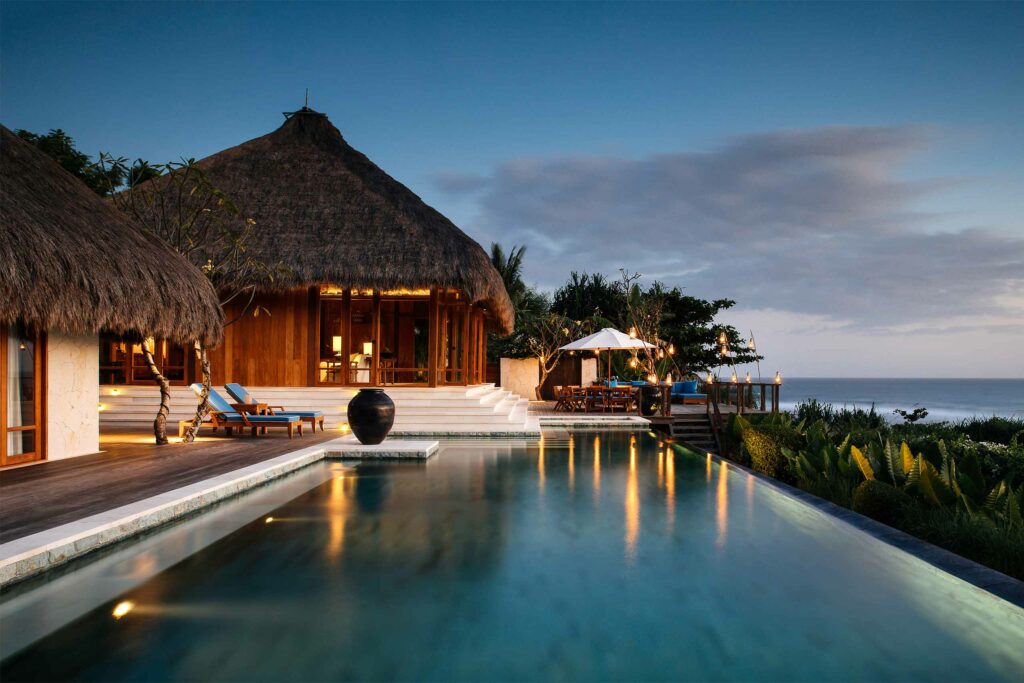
2, 1, 1022, 377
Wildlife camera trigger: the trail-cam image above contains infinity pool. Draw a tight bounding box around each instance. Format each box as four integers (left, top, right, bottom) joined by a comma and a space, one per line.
2, 431, 1023, 681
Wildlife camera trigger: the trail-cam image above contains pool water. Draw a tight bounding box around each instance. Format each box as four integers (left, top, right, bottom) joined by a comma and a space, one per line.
2, 431, 1023, 681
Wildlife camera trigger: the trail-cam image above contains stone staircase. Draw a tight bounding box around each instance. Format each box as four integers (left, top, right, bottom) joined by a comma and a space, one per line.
670, 413, 719, 453
98, 384, 538, 436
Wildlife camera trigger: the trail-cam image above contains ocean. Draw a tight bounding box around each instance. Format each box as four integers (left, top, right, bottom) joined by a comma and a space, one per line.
777, 378, 1024, 422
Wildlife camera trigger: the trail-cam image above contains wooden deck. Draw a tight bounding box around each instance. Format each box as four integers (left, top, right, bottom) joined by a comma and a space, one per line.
0, 428, 339, 545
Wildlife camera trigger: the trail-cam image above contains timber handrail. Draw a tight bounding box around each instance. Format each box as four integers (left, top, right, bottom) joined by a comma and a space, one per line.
707, 381, 781, 415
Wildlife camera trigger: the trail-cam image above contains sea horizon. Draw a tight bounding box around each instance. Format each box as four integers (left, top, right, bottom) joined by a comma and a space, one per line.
771, 377, 1023, 422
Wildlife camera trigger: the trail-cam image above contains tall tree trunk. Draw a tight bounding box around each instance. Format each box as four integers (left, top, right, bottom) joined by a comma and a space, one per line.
183, 340, 211, 443
142, 339, 171, 445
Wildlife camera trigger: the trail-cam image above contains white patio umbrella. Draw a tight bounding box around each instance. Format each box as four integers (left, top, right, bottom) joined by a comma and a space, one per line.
560, 327, 655, 380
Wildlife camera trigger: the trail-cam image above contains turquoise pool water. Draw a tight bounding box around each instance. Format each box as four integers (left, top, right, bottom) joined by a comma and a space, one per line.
2, 431, 1023, 681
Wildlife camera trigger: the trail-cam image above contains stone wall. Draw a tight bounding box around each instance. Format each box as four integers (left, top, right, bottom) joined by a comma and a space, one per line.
47, 333, 99, 460
500, 358, 539, 400
580, 358, 598, 386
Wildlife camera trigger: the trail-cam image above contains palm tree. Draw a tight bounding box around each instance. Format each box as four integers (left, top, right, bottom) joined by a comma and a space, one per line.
490, 243, 527, 311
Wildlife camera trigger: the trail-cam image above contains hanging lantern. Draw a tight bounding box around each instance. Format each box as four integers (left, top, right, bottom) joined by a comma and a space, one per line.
745, 372, 751, 383
668, 344, 675, 355
647, 373, 657, 384
657, 349, 665, 359
628, 356, 638, 369
774, 371, 783, 385
730, 371, 738, 383
629, 327, 638, 339
718, 331, 728, 345
748, 339, 756, 351
706, 372, 714, 384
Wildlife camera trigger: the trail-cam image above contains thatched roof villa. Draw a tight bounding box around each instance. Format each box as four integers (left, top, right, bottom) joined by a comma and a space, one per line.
0, 125, 223, 466
108, 107, 513, 389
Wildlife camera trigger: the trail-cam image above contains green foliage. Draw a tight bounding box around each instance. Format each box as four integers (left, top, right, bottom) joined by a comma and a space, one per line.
852, 480, 911, 526
16, 128, 120, 196
752, 401, 1024, 579
552, 271, 622, 322
741, 420, 800, 480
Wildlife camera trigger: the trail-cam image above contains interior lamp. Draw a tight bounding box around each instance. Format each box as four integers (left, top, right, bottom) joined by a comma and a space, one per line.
362, 342, 373, 356
332, 336, 342, 355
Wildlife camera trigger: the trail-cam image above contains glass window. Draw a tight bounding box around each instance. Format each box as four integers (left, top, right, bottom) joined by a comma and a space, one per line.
349, 299, 374, 384
3, 323, 42, 464
318, 298, 344, 384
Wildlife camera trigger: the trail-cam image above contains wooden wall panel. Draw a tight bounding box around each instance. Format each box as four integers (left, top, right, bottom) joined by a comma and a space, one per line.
209, 289, 312, 387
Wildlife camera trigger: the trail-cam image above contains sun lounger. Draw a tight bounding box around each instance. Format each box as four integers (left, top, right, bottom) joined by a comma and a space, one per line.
224, 383, 326, 432
186, 384, 303, 438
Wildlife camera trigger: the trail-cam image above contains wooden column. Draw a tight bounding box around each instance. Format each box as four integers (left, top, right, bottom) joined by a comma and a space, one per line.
371, 292, 381, 386
306, 287, 319, 386
427, 289, 439, 387
467, 309, 477, 385
461, 303, 470, 385
341, 290, 351, 386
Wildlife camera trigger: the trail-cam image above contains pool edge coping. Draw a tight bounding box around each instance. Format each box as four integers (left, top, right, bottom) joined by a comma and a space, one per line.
681, 444, 1024, 609
0, 436, 444, 588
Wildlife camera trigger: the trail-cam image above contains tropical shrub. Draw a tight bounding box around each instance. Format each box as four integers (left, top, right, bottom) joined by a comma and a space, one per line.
742, 428, 790, 479
852, 479, 911, 526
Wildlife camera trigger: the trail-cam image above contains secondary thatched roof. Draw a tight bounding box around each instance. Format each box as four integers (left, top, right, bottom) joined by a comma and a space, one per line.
0, 125, 224, 345
166, 108, 514, 333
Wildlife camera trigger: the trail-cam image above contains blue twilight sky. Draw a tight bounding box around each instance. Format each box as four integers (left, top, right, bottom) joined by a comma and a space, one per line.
2, 1, 1022, 377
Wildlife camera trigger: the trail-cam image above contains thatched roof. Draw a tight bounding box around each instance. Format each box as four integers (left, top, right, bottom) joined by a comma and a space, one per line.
0, 126, 224, 345
166, 108, 514, 333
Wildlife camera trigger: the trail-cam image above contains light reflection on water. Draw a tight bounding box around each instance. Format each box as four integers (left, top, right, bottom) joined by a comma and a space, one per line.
2, 431, 1024, 682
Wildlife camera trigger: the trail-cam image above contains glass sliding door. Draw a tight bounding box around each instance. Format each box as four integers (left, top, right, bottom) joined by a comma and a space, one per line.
349, 298, 374, 385
317, 296, 345, 384
378, 299, 429, 385
1, 323, 44, 466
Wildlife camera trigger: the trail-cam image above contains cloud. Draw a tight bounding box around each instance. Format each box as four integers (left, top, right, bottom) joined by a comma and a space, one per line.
437, 125, 1024, 328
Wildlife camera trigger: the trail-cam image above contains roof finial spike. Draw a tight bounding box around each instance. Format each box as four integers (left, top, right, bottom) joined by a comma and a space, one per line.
305, 88, 309, 109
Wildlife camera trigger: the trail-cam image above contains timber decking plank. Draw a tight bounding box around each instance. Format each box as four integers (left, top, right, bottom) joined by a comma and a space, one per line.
0, 429, 337, 544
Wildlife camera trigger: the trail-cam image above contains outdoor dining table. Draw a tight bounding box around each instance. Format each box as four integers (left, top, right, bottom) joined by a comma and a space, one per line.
576, 385, 638, 413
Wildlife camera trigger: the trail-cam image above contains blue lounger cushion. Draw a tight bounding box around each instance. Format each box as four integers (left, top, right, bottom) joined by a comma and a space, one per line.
191, 384, 300, 423
223, 383, 324, 418
224, 383, 253, 404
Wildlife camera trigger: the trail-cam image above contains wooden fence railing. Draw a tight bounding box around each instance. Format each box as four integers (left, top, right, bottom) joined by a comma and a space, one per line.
706, 382, 781, 415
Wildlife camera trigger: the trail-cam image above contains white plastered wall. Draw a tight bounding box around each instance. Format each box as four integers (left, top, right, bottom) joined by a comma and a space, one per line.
46, 332, 99, 460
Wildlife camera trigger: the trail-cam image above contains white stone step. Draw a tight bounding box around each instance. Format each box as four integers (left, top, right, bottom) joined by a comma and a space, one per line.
99, 384, 533, 436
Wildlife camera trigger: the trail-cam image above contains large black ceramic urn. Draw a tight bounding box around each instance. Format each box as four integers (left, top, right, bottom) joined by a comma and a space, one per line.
346, 389, 395, 445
